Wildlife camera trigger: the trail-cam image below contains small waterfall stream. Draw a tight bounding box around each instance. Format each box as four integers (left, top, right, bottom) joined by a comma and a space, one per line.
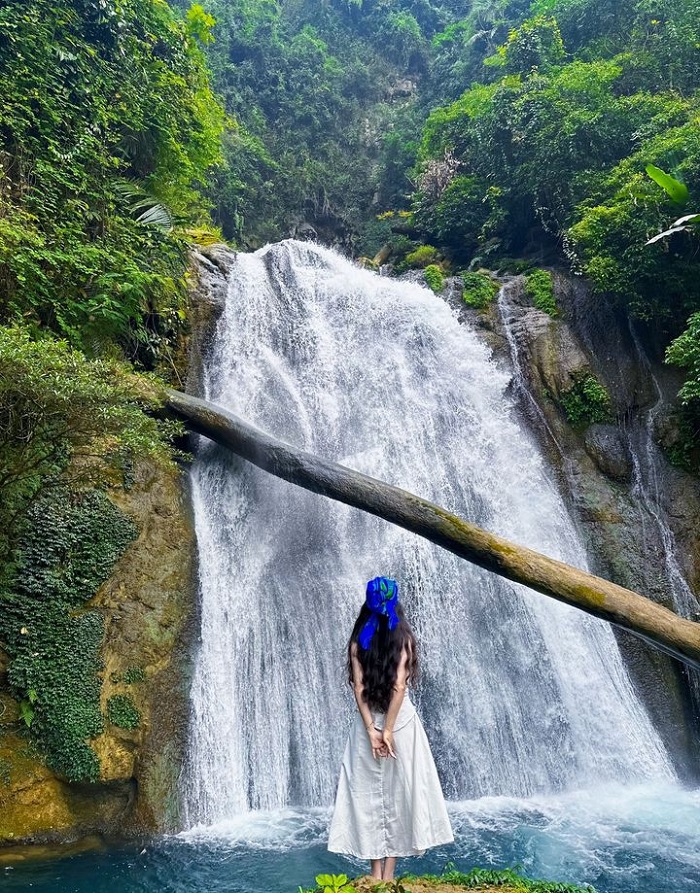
626, 325, 700, 619
184, 241, 673, 828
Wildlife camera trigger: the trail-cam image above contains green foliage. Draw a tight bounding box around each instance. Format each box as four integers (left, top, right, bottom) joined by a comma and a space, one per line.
187, 3, 216, 44
408, 0, 700, 454
19, 689, 38, 728
314, 874, 355, 893
413, 174, 496, 259
412, 865, 594, 892
0, 0, 224, 356
568, 117, 700, 318
168, 0, 380, 242
300, 872, 593, 893
0, 490, 136, 781
646, 164, 689, 206
423, 264, 445, 292
560, 374, 613, 429
122, 667, 147, 685
667, 311, 700, 466
489, 16, 566, 73
166, 0, 465, 243
462, 272, 499, 309
405, 245, 442, 268
524, 269, 557, 316
372, 881, 409, 893
378, 11, 426, 70
106, 694, 141, 731
0, 327, 180, 558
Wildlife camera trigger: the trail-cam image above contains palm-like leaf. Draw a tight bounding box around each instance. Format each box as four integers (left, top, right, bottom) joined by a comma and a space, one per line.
646, 213, 700, 245
114, 180, 174, 231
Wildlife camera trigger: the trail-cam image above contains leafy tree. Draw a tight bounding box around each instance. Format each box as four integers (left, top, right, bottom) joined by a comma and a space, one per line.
488, 15, 565, 73
0, 0, 224, 356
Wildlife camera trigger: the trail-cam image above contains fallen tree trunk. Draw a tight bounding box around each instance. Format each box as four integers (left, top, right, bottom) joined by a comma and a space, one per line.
165, 388, 700, 671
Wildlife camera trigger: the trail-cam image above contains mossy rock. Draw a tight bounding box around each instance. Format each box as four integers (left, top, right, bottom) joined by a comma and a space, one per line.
424, 264, 445, 292
0, 458, 197, 845
0, 732, 132, 846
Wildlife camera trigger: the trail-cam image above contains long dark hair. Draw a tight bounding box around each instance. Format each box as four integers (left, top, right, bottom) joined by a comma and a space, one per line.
346, 601, 418, 713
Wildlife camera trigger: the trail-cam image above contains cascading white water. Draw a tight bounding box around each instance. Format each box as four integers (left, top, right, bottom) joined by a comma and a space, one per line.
184, 240, 673, 827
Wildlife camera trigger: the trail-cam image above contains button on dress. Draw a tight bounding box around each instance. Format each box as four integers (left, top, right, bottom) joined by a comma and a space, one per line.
328, 694, 454, 859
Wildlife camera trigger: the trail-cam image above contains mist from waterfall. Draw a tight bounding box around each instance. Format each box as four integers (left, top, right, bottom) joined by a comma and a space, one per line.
183, 240, 672, 827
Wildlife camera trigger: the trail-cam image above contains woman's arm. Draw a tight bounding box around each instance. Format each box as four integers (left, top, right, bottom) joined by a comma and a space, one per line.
350, 643, 387, 759
381, 645, 410, 758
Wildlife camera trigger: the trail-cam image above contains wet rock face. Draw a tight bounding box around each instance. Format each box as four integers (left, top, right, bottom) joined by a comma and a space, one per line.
0, 732, 134, 846
584, 424, 634, 482
95, 459, 197, 834
176, 245, 231, 393
487, 272, 700, 780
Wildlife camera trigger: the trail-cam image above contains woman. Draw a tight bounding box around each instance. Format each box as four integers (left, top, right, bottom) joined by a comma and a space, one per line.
328, 577, 453, 881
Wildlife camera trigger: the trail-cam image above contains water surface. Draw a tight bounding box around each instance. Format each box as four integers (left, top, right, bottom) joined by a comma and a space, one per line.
5, 784, 699, 893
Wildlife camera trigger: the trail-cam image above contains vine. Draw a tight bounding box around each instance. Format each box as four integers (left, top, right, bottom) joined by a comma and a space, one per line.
0, 490, 136, 782
106, 694, 141, 731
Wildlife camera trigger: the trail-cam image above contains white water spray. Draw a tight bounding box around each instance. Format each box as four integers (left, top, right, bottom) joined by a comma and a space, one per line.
184, 241, 672, 826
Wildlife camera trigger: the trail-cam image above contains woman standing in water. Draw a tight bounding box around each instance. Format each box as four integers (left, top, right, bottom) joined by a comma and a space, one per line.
328, 577, 453, 881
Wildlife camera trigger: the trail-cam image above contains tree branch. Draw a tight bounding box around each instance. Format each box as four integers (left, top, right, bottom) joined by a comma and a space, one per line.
164, 388, 700, 671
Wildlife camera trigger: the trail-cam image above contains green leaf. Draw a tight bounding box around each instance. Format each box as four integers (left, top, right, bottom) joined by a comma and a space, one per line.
645, 164, 689, 205
646, 214, 700, 245
19, 701, 35, 728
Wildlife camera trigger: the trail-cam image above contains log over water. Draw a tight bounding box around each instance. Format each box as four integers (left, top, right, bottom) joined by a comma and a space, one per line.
165, 387, 700, 672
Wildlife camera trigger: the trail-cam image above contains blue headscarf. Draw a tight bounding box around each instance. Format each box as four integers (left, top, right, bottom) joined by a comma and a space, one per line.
358, 577, 400, 650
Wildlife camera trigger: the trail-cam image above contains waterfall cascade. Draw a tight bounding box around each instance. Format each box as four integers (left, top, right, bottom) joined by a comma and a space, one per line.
184, 240, 673, 828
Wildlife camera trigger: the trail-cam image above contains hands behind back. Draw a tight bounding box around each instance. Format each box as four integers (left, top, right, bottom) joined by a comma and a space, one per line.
368, 726, 388, 759
382, 728, 396, 759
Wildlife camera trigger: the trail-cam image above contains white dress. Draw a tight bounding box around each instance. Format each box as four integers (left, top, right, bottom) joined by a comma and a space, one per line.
328, 694, 454, 859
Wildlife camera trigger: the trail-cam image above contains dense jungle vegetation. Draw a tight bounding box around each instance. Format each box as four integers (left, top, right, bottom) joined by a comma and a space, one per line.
1, 0, 700, 780
169, 0, 700, 452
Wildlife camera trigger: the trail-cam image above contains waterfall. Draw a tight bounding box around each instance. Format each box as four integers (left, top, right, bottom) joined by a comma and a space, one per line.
183, 240, 673, 827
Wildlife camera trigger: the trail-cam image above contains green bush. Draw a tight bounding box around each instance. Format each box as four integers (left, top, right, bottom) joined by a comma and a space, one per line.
418, 175, 493, 255
665, 311, 700, 469
560, 373, 613, 429
525, 269, 557, 316
423, 264, 445, 292
405, 245, 442, 268
666, 311, 700, 405
488, 16, 566, 73
107, 694, 141, 731
462, 272, 499, 309
355, 218, 395, 259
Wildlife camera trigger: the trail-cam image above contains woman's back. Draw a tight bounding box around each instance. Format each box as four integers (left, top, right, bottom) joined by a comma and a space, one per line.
328, 577, 453, 875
